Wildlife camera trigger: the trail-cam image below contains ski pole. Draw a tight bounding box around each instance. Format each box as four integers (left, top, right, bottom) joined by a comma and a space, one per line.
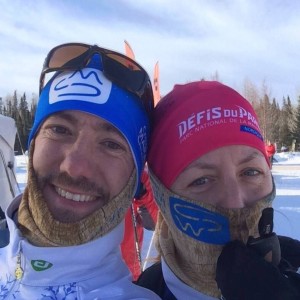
130, 203, 143, 273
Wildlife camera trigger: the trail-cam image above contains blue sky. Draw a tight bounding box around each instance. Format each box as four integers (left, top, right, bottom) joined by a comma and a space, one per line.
0, 0, 300, 104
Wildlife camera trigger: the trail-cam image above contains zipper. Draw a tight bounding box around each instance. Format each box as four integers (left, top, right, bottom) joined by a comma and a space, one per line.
4, 248, 23, 299
15, 250, 24, 280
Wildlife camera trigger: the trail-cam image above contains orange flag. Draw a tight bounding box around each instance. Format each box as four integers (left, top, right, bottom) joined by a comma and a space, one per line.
124, 40, 135, 60
153, 61, 161, 106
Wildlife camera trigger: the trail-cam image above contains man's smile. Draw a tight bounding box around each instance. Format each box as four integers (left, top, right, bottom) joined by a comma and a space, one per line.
55, 186, 97, 202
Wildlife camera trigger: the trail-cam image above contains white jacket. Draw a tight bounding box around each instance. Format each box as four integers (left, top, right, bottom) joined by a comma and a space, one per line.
0, 195, 161, 300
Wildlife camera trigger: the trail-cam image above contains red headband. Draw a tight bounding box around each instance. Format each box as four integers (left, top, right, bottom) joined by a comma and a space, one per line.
148, 81, 269, 188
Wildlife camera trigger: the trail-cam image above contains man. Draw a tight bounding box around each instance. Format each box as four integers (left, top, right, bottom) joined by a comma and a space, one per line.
0, 43, 160, 299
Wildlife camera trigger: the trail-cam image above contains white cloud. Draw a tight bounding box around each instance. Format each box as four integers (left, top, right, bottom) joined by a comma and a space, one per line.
0, 0, 299, 103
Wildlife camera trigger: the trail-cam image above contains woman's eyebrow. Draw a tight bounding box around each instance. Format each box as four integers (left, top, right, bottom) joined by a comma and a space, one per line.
186, 161, 216, 170
238, 152, 263, 164
186, 151, 263, 171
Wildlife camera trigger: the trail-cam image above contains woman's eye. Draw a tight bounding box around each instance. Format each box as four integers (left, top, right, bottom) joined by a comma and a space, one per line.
243, 169, 261, 176
189, 177, 209, 187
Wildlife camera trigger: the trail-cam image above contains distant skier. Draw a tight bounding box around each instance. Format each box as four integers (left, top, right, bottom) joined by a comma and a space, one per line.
265, 141, 276, 166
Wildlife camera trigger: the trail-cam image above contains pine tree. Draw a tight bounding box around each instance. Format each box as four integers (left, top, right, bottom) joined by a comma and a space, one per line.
261, 94, 273, 141
286, 96, 297, 148
294, 95, 300, 151
29, 94, 38, 127
17, 92, 30, 153
269, 98, 280, 145
0, 97, 3, 115
278, 97, 289, 149
279, 96, 297, 150
5, 95, 13, 117
11, 90, 19, 121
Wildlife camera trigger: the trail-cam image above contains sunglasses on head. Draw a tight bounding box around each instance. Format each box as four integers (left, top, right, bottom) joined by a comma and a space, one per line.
39, 42, 154, 117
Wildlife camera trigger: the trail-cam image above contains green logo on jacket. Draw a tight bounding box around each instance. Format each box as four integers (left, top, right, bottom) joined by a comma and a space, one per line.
31, 260, 53, 271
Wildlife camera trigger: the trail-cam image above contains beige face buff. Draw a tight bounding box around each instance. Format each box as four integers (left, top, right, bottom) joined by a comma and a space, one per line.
151, 170, 275, 245
150, 170, 275, 297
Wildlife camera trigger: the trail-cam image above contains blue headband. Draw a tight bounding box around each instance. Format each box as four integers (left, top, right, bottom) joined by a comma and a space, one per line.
28, 54, 150, 195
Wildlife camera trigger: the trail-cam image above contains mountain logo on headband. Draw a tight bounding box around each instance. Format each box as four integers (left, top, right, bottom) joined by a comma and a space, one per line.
49, 68, 112, 104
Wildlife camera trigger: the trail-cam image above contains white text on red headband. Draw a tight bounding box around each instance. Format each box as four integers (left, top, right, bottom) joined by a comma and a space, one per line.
177, 105, 260, 140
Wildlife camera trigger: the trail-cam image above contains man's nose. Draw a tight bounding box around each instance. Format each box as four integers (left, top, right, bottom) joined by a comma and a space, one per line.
60, 136, 95, 179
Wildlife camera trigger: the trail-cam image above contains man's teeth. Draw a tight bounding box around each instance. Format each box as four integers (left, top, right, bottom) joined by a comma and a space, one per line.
55, 187, 96, 202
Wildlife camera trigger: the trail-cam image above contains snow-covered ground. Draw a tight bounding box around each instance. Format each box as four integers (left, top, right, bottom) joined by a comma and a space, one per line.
14, 152, 300, 264
271, 152, 300, 240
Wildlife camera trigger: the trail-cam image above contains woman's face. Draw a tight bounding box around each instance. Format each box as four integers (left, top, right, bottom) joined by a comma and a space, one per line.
171, 145, 272, 208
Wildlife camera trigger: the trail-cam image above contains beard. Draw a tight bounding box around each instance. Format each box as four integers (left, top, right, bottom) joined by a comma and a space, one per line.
35, 171, 110, 223
37, 171, 107, 196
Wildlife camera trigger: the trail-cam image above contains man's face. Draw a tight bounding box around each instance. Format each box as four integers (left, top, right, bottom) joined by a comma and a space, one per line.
171, 145, 273, 208
33, 110, 134, 223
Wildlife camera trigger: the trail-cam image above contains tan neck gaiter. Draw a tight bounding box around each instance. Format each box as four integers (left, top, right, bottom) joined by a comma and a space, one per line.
150, 171, 275, 298
18, 143, 136, 247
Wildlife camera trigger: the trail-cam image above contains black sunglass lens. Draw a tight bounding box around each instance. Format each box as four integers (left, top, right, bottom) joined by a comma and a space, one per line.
102, 55, 146, 92
48, 45, 89, 68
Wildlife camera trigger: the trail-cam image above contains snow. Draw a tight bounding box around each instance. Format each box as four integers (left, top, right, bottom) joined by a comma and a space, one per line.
271, 152, 300, 240
274, 151, 300, 165
13, 152, 300, 263
14, 155, 28, 194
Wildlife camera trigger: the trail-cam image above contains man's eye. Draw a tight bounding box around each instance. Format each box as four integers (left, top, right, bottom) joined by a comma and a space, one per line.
189, 177, 209, 187
102, 141, 123, 150
51, 126, 69, 135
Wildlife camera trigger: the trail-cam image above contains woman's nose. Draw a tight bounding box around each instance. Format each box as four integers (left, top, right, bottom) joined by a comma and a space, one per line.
216, 177, 245, 209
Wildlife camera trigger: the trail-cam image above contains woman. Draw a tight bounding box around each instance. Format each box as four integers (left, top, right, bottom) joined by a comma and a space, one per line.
137, 81, 300, 299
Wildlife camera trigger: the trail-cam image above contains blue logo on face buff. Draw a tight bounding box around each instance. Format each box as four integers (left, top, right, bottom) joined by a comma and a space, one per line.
169, 197, 230, 245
